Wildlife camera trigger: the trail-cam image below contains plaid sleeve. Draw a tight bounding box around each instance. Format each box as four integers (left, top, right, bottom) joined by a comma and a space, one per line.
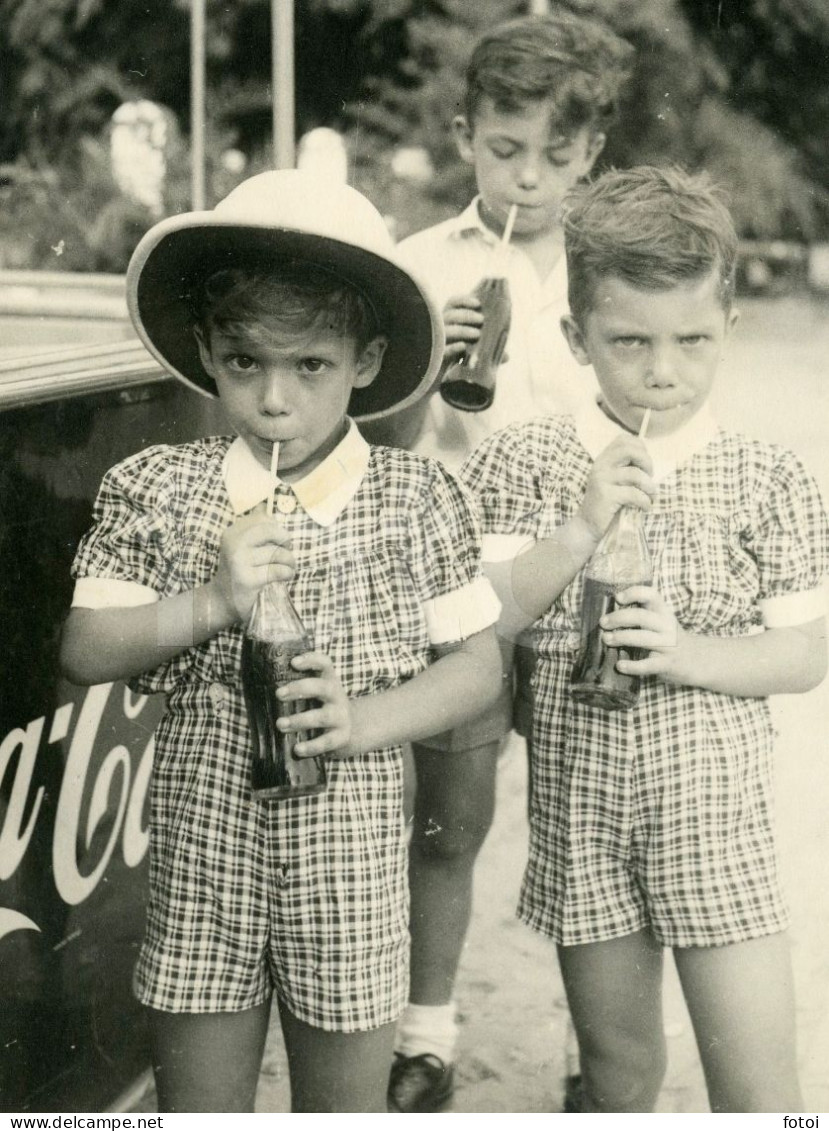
751, 448, 829, 626
71, 447, 174, 595
409, 461, 500, 644
460, 421, 548, 541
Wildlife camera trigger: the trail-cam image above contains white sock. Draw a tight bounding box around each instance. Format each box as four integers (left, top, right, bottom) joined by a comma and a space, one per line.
395, 1001, 459, 1064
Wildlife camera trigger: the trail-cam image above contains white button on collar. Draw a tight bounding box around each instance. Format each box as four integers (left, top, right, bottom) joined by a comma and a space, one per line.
275, 493, 297, 514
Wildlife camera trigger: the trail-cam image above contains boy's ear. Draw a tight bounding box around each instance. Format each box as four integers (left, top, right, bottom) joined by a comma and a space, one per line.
560, 314, 591, 366
452, 115, 475, 165
194, 326, 216, 376
353, 336, 388, 388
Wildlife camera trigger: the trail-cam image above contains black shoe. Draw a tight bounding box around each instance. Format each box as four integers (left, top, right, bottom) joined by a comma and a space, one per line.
388, 1052, 455, 1112
562, 1073, 583, 1113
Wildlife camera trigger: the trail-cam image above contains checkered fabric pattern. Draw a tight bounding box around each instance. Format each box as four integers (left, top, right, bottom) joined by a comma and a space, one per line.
461, 415, 829, 947
72, 437, 490, 1029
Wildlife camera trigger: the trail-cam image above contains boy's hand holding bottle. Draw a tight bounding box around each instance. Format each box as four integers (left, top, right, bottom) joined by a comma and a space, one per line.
442, 290, 485, 363
571, 435, 657, 709
601, 585, 685, 684
577, 434, 654, 539
276, 651, 356, 759
211, 509, 296, 625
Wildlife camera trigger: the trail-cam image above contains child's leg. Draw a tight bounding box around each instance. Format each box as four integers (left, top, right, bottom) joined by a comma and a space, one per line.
674, 931, 803, 1112
557, 929, 667, 1112
277, 996, 397, 1112
407, 739, 500, 1009
148, 999, 271, 1112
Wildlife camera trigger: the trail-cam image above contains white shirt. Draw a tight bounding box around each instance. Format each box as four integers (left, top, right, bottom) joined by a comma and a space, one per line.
397, 197, 598, 471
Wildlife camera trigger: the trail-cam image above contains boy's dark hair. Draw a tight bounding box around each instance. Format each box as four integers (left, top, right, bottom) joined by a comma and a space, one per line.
563, 165, 739, 323
464, 11, 632, 137
193, 261, 380, 352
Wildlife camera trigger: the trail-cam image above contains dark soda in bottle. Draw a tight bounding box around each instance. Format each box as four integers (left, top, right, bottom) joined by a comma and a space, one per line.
570, 506, 652, 711
241, 580, 327, 799
440, 275, 511, 412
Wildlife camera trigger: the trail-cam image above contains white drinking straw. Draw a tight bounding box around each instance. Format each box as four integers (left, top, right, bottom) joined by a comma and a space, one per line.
638, 407, 651, 441
501, 203, 518, 247
496, 203, 518, 274
266, 441, 280, 517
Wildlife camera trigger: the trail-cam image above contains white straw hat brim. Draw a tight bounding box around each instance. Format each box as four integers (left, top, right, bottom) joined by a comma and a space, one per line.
126, 210, 444, 420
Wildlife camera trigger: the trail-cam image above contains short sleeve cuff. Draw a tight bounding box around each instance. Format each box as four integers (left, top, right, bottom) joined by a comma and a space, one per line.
482, 533, 534, 563
423, 576, 501, 645
759, 585, 827, 628
72, 577, 160, 609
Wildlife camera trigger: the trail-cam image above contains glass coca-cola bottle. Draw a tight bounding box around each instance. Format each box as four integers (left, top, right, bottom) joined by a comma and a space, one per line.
570, 506, 653, 710
440, 274, 511, 412
240, 579, 327, 799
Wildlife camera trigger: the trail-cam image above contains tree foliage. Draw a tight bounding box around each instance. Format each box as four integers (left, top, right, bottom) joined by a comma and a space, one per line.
1, 0, 828, 271
346, 0, 829, 239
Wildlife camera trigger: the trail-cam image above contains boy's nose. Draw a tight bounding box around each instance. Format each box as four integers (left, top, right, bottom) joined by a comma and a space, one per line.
644, 348, 677, 387
516, 155, 541, 190
259, 370, 290, 414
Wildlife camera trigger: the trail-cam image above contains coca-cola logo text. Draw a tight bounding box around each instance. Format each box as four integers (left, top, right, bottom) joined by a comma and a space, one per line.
0, 683, 154, 941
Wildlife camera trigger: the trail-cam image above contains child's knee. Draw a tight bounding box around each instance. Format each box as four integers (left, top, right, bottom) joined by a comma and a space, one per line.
411, 806, 494, 862
580, 1031, 667, 1112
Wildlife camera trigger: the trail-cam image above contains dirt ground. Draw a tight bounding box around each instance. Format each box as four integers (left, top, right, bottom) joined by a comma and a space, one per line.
130, 296, 829, 1115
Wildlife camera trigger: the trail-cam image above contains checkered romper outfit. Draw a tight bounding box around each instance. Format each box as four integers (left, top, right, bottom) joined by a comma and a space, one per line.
461, 403, 829, 948
71, 422, 499, 1029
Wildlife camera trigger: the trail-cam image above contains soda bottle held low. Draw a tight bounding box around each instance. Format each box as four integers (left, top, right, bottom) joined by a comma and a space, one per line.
241, 579, 327, 800
439, 274, 512, 412
570, 506, 652, 711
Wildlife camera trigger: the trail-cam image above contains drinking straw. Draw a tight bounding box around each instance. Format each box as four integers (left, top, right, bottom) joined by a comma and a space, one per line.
496, 204, 518, 273
638, 407, 652, 441
501, 203, 518, 247
266, 441, 280, 517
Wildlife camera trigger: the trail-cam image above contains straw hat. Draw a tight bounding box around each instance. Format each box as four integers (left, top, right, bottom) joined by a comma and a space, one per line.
126, 170, 443, 420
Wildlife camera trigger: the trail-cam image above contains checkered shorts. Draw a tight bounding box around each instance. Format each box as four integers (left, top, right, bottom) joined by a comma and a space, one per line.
134, 684, 409, 1030
518, 661, 790, 948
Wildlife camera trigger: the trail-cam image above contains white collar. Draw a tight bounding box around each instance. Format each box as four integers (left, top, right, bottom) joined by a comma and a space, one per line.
449, 196, 496, 243
572, 398, 720, 482
449, 196, 568, 293
222, 418, 370, 525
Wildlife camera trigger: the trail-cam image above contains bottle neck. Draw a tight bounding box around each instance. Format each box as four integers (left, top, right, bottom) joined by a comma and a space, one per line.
589, 506, 651, 585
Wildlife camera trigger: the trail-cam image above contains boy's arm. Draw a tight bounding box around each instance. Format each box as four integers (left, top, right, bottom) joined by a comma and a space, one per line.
349, 625, 502, 754
278, 625, 503, 758
484, 515, 602, 637
609, 588, 827, 697
60, 581, 236, 685
481, 434, 655, 636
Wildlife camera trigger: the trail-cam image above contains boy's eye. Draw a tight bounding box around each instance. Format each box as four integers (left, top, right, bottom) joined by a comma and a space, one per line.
680, 334, 708, 346
490, 143, 518, 160
299, 358, 328, 374
227, 354, 257, 371
613, 336, 646, 348
546, 150, 575, 168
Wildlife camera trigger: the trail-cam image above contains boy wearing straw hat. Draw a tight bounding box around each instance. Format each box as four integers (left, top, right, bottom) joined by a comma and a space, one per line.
60, 170, 503, 1113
